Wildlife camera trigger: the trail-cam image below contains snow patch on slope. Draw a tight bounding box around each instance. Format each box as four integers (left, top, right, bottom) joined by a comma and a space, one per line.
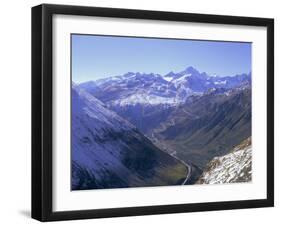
112, 93, 179, 106
214, 80, 227, 85
163, 76, 174, 82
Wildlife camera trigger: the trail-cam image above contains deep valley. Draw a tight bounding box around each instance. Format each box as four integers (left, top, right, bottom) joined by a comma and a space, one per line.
72, 66, 252, 190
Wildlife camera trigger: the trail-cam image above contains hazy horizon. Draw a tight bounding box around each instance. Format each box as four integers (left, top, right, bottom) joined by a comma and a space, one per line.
72, 34, 251, 83
74, 66, 251, 84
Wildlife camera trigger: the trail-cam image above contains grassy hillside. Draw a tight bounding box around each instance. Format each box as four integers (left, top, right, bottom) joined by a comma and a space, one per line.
152, 88, 251, 169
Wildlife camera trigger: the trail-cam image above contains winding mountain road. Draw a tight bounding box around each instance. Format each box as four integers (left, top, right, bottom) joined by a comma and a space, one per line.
172, 155, 192, 185
150, 132, 193, 185
182, 161, 192, 185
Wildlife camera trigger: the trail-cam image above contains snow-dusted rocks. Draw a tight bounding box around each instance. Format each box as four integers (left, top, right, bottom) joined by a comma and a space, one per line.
196, 137, 252, 184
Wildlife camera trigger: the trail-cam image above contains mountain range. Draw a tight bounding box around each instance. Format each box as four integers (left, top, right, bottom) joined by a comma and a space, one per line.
73, 66, 252, 189
78, 67, 251, 168
79, 66, 251, 106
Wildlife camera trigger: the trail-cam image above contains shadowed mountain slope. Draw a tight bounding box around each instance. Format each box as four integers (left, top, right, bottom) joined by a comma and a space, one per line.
72, 87, 188, 190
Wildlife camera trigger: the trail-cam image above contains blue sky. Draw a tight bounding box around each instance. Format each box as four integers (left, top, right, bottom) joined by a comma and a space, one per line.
72, 34, 251, 83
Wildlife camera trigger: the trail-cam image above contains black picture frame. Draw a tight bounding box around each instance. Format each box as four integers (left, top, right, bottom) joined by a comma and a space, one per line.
32, 3, 274, 222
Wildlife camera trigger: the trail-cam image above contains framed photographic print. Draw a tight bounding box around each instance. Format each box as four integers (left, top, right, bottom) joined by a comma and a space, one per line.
32, 4, 274, 221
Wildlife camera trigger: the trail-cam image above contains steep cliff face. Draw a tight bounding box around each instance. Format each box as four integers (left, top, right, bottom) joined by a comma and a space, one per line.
196, 137, 252, 184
